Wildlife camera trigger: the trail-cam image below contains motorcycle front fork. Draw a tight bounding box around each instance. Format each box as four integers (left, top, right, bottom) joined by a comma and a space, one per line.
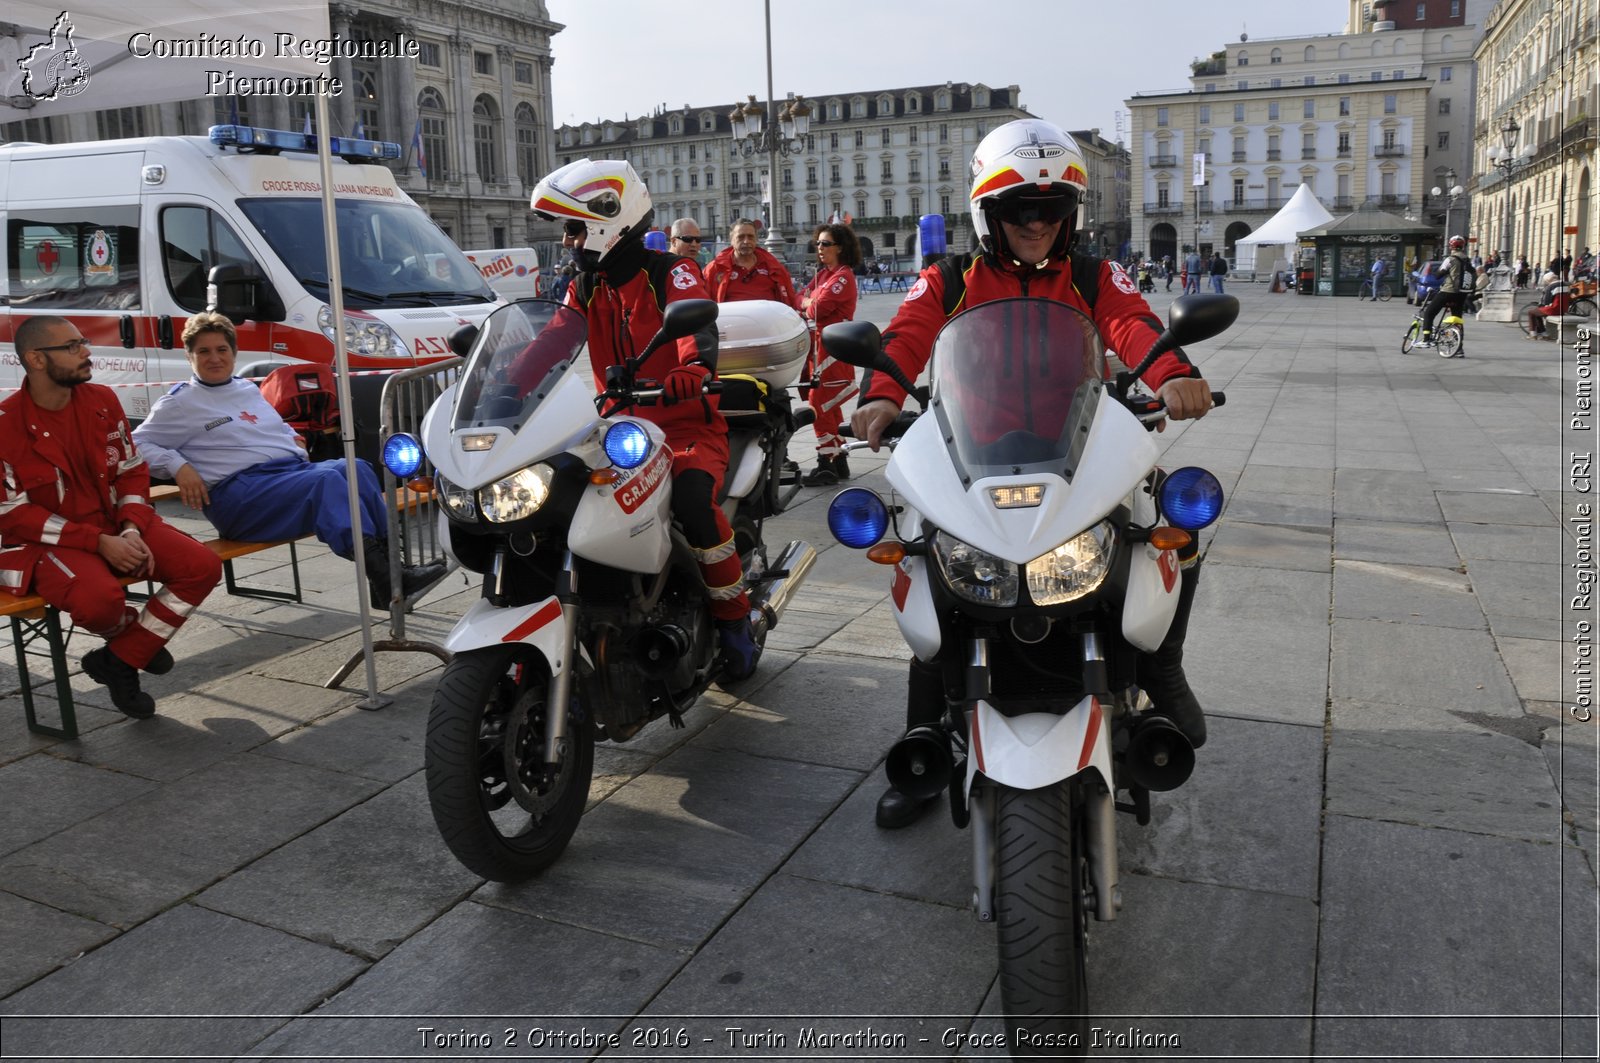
965, 633, 1121, 925
540, 549, 580, 774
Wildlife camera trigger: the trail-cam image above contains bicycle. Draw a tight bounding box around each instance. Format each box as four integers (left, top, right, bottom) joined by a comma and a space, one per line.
1359, 278, 1392, 301
1516, 282, 1597, 338
1402, 301, 1467, 358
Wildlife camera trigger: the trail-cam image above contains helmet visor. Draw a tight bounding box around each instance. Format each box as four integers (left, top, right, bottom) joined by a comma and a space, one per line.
994, 192, 1077, 227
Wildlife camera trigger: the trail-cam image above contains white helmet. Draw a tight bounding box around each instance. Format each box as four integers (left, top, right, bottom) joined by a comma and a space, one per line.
968, 119, 1089, 263
531, 158, 653, 269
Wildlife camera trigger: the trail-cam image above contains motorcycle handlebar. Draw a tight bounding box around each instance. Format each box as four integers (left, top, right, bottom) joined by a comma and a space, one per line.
609, 380, 724, 407
838, 410, 920, 443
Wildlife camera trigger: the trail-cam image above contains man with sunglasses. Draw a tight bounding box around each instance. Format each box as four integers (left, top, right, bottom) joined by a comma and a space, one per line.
669, 219, 705, 275
0, 317, 221, 719
849, 118, 1215, 829
703, 219, 798, 307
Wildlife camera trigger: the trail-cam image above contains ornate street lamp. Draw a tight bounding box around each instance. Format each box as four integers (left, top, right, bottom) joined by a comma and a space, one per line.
1484, 116, 1537, 286
728, 0, 810, 252
1430, 168, 1464, 247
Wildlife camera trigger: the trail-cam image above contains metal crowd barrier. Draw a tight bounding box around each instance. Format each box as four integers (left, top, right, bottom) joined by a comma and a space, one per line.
327, 357, 463, 688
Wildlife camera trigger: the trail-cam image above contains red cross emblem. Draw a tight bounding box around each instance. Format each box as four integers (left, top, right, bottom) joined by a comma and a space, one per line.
36, 241, 59, 275
239, 411, 258, 424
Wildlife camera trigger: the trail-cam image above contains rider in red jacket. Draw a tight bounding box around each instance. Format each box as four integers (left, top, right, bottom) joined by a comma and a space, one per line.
852, 119, 1215, 829
703, 220, 799, 307
531, 159, 762, 677
798, 222, 861, 486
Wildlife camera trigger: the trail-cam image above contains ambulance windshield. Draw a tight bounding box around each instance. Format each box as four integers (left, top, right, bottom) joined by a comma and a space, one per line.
238, 198, 495, 307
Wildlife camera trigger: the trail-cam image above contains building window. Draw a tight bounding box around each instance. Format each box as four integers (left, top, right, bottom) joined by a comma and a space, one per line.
1157, 107, 1169, 127
473, 96, 499, 181
515, 61, 533, 83
1416, 1, 1425, 17
354, 69, 380, 140
1371, 71, 1382, 81
474, 51, 493, 75
706, 170, 715, 188
1438, 131, 1450, 149
829, 101, 840, 120
1438, 98, 1451, 115
1237, 80, 1248, 91
514, 103, 537, 185
809, 203, 819, 224
1338, 72, 1350, 84
938, 159, 950, 178
96, 107, 149, 140
1233, 103, 1245, 121
1302, 132, 1316, 158
883, 195, 894, 216
855, 161, 866, 182
784, 204, 794, 225
1450, 0, 1459, 14
1383, 129, 1397, 150
881, 128, 891, 147
418, 88, 448, 180
1157, 184, 1170, 207
690, 173, 698, 190
1393, 69, 1404, 80
1339, 96, 1350, 116
673, 174, 681, 191
941, 194, 951, 213
1304, 75, 1315, 86
908, 96, 919, 112
1268, 101, 1280, 120
910, 126, 918, 144
1198, 104, 1210, 124
1384, 93, 1397, 114
1237, 52, 1248, 66
881, 158, 893, 180
853, 99, 866, 118
418, 41, 440, 67
910, 195, 921, 214
830, 162, 840, 183
807, 163, 817, 186
939, 123, 948, 143
1440, 66, 1452, 81
1270, 48, 1282, 64
908, 161, 920, 181
1304, 99, 1315, 118
1271, 78, 1282, 89
1232, 178, 1244, 204
1338, 131, 1351, 154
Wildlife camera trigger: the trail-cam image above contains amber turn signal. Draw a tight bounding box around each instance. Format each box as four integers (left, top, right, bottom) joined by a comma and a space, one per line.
1149, 526, 1192, 551
405, 475, 434, 494
590, 469, 622, 485
866, 542, 907, 565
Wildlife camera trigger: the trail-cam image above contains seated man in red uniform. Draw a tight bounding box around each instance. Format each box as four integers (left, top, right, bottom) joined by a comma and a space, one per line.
1, 316, 222, 718
530, 159, 763, 677
703, 218, 798, 307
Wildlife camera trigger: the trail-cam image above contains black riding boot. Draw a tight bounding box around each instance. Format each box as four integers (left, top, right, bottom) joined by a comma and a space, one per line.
1136, 560, 1206, 748
362, 536, 447, 610
876, 657, 945, 829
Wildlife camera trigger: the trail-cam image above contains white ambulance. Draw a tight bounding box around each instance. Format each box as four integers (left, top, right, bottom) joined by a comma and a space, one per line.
464, 247, 541, 301
0, 124, 499, 421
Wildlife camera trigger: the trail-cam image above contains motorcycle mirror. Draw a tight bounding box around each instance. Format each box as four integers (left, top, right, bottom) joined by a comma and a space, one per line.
1166, 293, 1240, 347
657, 298, 719, 342
820, 321, 884, 369
448, 323, 479, 359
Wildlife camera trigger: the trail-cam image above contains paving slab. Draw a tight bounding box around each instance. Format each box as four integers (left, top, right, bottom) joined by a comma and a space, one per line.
1437, 489, 1562, 525
244, 899, 685, 1059
1185, 615, 1329, 727
0, 753, 381, 928
196, 774, 480, 960
1544, 723, 1600, 834
1315, 816, 1594, 1060
1329, 697, 1548, 743
1203, 520, 1331, 573
1331, 558, 1486, 629
475, 745, 859, 949
1188, 563, 1330, 624
1495, 635, 1567, 705
1327, 727, 1565, 842
1333, 517, 1461, 569
253, 680, 432, 784
0, 890, 118, 998
1234, 464, 1333, 495
1463, 558, 1565, 639
1216, 489, 1333, 529
0, 904, 367, 1059
1449, 519, 1567, 563
1332, 468, 1446, 523
1330, 618, 1520, 712
1332, 447, 1427, 471
0, 754, 156, 858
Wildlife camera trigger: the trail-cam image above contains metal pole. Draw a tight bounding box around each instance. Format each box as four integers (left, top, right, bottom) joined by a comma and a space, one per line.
763, 0, 782, 252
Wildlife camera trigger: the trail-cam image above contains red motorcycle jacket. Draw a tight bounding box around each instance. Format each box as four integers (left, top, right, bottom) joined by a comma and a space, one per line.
801, 263, 858, 330
703, 246, 798, 307
0, 382, 157, 595
863, 252, 1200, 409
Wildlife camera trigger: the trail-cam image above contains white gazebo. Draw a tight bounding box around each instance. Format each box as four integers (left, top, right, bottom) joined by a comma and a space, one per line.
1233, 185, 1336, 279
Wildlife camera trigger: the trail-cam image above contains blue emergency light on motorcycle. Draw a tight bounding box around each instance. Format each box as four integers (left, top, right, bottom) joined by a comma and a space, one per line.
828, 488, 890, 548
603, 421, 651, 469
381, 433, 425, 478
1158, 466, 1225, 530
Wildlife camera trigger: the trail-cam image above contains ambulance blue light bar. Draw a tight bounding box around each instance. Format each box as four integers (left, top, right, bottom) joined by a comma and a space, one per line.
207, 125, 402, 162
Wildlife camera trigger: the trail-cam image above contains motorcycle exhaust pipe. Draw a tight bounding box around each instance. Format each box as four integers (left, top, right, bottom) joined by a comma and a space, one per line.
1124, 714, 1196, 792
635, 624, 691, 677
885, 725, 953, 801
748, 540, 817, 630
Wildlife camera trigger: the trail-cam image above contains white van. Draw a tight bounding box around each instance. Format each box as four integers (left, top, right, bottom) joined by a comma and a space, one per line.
0, 124, 500, 421
464, 247, 541, 301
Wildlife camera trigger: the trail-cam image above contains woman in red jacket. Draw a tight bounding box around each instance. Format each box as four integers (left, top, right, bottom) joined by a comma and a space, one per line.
798, 222, 861, 485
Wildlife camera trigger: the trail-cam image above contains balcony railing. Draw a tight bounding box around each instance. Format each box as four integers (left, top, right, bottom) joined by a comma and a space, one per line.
1143, 201, 1183, 215
1225, 198, 1267, 211
1232, 151, 1247, 162
1266, 149, 1281, 161
1148, 154, 1178, 167
1332, 196, 1356, 211
1364, 194, 1410, 208
1373, 145, 1405, 157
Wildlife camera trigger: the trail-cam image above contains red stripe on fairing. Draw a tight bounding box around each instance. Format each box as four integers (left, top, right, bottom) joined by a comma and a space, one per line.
972, 169, 1024, 198
970, 708, 985, 775
1077, 697, 1102, 772
502, 599, 563, 642
891, 562, 911, 611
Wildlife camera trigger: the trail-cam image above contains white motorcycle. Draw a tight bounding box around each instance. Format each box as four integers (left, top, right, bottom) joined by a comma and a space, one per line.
822, 293, 1236, 1055
386, 297, 816, 881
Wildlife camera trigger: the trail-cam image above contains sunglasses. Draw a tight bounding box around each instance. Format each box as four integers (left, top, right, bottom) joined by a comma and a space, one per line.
33, 338, 91, 356
562, 220, 587, 236
996, 197, 1073, 226
673, 234, 703, 243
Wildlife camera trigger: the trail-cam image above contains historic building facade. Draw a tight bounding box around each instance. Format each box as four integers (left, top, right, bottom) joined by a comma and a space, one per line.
0, 1, 563, 249
1468, 0, 1597, 266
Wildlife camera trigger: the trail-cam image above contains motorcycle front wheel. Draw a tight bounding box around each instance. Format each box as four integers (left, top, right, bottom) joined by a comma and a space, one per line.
996, 781, 1090, 1057
425, 645, 594, 881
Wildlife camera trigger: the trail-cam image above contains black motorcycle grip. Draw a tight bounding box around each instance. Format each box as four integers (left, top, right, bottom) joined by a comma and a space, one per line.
1211, 390, 1226, 407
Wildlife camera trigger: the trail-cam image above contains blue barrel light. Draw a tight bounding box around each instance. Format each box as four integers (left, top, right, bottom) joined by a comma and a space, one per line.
828, 488, 890, 548
643, 229, 669, 252
381, 433, 424, 478
1158, 466, 1225, 530
919, 213, 948, 255
603, 421, 652, 469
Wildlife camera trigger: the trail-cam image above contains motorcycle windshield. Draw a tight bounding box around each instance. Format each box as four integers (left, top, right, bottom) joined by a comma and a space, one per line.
929, 298, 1105, 485
451, 300, 589, 431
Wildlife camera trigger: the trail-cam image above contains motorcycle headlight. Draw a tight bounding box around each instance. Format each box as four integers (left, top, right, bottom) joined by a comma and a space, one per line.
1026, 521, 1115, 606
436, 473, 477, 521
932, 532, 1019, 607
317, 305, 408, 358
480, 463, 555, 523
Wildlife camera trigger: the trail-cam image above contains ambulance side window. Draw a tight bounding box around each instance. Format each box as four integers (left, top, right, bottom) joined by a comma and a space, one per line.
160, 206, 257, 313
7, 209, 141, 311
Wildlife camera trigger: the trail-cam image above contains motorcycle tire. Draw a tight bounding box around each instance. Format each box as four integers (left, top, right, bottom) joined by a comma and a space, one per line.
425, 644, 594, 881
995, 780, 1090, 1057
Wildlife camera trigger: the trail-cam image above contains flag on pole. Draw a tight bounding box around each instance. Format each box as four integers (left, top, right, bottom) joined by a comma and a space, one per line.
412, 118, 428, 180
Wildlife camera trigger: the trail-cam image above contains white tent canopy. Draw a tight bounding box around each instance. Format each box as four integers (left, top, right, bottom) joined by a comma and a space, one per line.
1234, 184, 1336, 274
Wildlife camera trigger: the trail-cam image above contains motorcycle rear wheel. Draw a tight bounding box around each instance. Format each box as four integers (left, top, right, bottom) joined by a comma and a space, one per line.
996, 781, 1090, 1057
425, 645, 593, 881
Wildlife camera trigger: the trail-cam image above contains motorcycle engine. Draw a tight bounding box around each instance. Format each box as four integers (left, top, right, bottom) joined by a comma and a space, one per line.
580, 582, 713, 740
